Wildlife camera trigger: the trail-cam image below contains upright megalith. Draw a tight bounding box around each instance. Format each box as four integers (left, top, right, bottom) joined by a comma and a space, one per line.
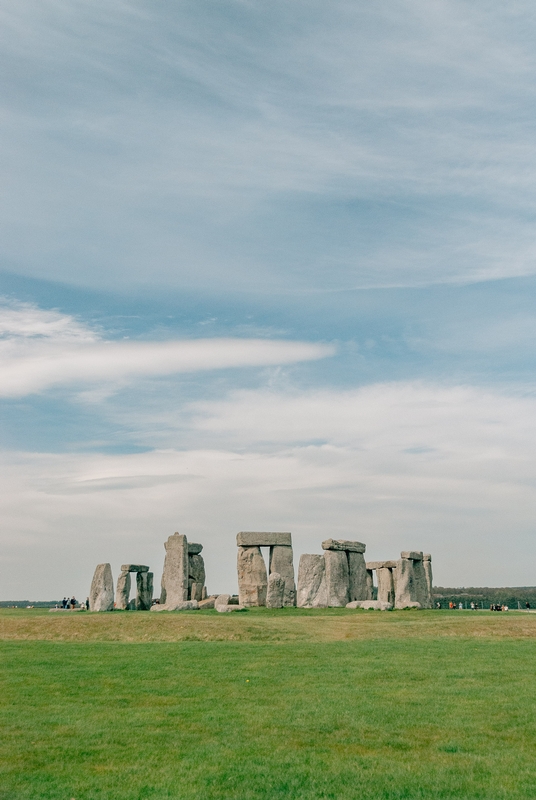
269, 545, 296, 607
236, 532, 296, 607
266, 572, 285, 608
89, 563, 114, 612
423, 554, 433, 606
376, 567, 395, 606
348, 551, 372, 601
296, 554, 328, 608
394, 555, 419, 608
237, 546, 268, 606
323, 550, 349, 607
136, 571, 153, 610
188, 550, 206, 602
160, 533, 189, 607
115, 571, 131, 610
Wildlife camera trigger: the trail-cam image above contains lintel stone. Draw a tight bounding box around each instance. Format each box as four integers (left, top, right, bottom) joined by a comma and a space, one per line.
366, 560, 398, 570
400, 551, 423, 561
237, 531, 292, 547
188, 543, 203, 555
322, 538, 366, 554
121, 564, 149, 573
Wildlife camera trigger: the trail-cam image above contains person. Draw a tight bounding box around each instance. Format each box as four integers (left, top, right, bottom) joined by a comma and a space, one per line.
526, 601, 531, 609
458, 602, 463, 610
470, 601, 475, 610
70, 596, 76, 610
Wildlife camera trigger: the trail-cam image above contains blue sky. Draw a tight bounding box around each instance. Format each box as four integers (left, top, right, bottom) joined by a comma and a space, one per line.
2, 0, 536, 599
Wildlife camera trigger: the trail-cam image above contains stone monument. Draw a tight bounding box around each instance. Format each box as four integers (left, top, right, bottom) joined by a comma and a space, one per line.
236, 532, 296, 607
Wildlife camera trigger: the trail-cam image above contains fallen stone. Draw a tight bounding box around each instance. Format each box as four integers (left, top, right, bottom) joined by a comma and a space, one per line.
346, 600, 393, 611
198, 597, 215, 609
188, 543, 203, 555
115, 570, 131, 610
348, 551, 371, 601
366, 560, 399, 570
89, 563, 114, 612
400, 551, 423, 561
269, 545, 296, 606
321, 538, 366, 553
376, 567, 395, 606
237, 546, 268, 606
216, 604, 247, 613
237, 531, 292, 547
160, 532, 189, 606
324, 550, 349, 607
266, 572, 285, 608
215, 594, 231, 610
296, 554, 328, 608
120, 564, 149, 573
151, 600, 199, 611
136, 571, 153, 610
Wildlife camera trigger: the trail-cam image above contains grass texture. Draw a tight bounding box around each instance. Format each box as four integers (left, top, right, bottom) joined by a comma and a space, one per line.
1, 609, 535, 799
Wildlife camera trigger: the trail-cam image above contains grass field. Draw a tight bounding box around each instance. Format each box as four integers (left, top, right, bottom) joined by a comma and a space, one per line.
1, 608, 535, 799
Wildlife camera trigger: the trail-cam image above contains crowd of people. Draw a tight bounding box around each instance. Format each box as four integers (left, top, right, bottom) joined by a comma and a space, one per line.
59, 597, 89, 610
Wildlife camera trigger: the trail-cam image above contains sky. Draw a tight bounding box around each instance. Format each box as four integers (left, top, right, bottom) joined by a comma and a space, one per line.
2, 0, 536, 600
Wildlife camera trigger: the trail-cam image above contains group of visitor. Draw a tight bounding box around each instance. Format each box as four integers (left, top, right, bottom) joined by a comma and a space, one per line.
489, 603, 509, 611
60, 597, 90, 610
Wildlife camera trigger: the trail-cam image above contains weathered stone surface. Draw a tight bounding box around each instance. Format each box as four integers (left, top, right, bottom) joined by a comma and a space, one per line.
188, 553, 206, 601
115, 571, 131, 610
198, 597, 215, 609
151, 600, 199, 611
346, 600, 393, 611
296, 554, 328, 608
324, 550, 349, 607
215, 594, 231, 610
423, 553, 431, 562
160, 532, 189, 606
269, 545, 296, 606
400, 551, 423, 561
215, 593, 247, 612
321, 539, 366, 553
89, 563, 114, 612
412, 559, 431, 608
229, 595, 239, 605
394, 558, 419, 608
188, 543, 203, 555
201, 586, 207, 600
189, 582, 203, 602
237, 546, 268, 606
424, 558, 433, 606
366, 560, 399, 570
366, 569, 374, 598
121, 564, 149, 573
128, 598, 137, 610
348, 551, 371, 601
237, 531, 292, 547
136, 571, 153, 610
376, 567, 395, 606
216, 603, 247, 612
266, 572, 285, 608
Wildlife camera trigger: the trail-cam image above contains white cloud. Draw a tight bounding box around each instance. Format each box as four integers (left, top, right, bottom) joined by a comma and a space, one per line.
0, 301, 334, 397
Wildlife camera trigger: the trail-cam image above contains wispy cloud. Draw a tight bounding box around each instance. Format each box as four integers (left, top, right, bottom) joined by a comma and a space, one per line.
0, 301, 334, 397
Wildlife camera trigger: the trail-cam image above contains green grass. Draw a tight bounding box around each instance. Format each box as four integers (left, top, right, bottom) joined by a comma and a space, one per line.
1, 610, 536, 799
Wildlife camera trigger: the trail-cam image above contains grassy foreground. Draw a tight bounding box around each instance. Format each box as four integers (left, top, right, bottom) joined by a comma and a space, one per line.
1, 609, 535, 799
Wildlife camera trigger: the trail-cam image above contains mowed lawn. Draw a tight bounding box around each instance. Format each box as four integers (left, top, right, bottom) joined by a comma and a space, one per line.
1, 609, 536, 799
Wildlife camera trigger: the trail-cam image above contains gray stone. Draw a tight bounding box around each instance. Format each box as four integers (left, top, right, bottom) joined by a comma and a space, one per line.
346, 600, 393, 611
376, 567, 395, 606
189, 582, 203, 602
366, 569, 374, 599
160, 532, 189, 606
237, 531, 292, 547
394, 558, 419, 608
115, 571, 131, 610
348, 551, 372, 601
216, 603, 247, 612
321, 538, 366, 553
128, 598, 137, 610
269, 545, 296, 606
121, 564, 149, 573
198, 597, 215, 609
237, 546, 268, 606
215, 594, 231, 610
296, 554, 328, 608
188, 553, 206, 601
89, 563, 114, 612
324, 550, 349, 607
136, 571, 153, 610
151, 600, 199, 611
413, 559, 431, 609
366, 560, 399, 570
424, 557, 433, 606
188, 543, 203, 555
266, 572, 285, 608
423, 553, 431, 562
400, 551, 423, 561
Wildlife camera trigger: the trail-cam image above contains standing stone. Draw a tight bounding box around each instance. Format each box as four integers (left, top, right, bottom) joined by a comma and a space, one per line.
237, 546, 268, 606
366, 569, 374, 599
136, 571, 153, 610
266, 572, 285, 608
296, 554, 328, 608
115, 570, 131, 610
412, 555, 431, 608
376, 567, 395, 606
394, 557, 419, 609
89, 563, 114, 612
423, 554, 433, 607
188, 553, 206, 601
160, 532, 189, 606
269, 545, 296, 607
324, 550, 349, 607
348, 551, 371, 601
